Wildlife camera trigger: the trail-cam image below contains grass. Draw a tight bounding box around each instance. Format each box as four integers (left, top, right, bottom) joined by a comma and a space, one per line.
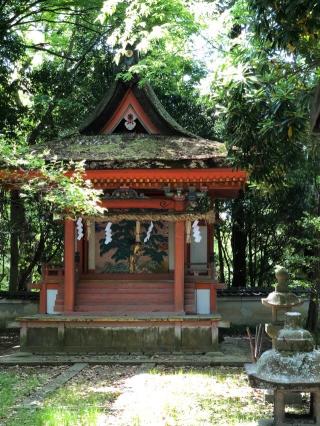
0, 367, 51, 424
8, 407, 103, 426
1, 365, 273, 426
4, 367, 121, 426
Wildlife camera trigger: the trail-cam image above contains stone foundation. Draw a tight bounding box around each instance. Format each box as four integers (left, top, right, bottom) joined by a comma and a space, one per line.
0, 299, 38, 329
19, 314, 225, 354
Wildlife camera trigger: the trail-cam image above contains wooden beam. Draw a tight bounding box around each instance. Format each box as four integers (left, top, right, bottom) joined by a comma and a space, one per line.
84, 168, 247, 183
0, 168, 247, 195
101, 197, 177, 210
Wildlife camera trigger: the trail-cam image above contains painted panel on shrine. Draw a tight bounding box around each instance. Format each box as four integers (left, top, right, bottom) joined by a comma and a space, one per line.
95, 221, 169, 273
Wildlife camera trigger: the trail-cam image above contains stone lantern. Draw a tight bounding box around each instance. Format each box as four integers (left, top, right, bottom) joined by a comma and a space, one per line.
246, 312, 320, 425
262, 266, 303, 347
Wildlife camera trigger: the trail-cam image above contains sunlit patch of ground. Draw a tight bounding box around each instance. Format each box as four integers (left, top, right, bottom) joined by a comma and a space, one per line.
2, 365, 273, 426
106, 366, 272, 426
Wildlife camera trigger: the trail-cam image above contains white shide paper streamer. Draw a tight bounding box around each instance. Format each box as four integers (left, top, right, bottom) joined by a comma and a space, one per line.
192, 220, 202, 243
104, 222, 113, 245
76, 217, 84, 241
144, 221, 154, 243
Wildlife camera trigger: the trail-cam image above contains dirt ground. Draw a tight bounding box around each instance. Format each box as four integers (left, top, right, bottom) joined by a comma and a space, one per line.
0, 363, 273, 426
0, 329, 274, 425
0, 330, 19, 355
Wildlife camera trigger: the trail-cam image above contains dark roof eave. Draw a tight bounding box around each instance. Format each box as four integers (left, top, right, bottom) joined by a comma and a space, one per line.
79, 78, 198, 137
82, 157, 229, 169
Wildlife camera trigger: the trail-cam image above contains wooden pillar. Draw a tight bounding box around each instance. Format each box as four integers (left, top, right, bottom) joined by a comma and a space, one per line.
168, 222, 175, 271
64, 219, 75, 312
174, 221, 185, 313
39, 281, 47, 314
88, 221, 96, 273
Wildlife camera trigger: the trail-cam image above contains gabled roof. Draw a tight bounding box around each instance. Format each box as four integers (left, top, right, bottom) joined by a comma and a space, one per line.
80, 77, 195, 137
42, 76, 228, 169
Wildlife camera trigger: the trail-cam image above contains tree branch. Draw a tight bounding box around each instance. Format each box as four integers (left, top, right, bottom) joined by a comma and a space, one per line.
20, 43, 77, 61
8, 4, 97, 28
14, 17, 103, 35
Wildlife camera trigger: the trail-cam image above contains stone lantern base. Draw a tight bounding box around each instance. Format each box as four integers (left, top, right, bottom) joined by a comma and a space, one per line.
246, 363, 320, 426
274, 387, 320, 425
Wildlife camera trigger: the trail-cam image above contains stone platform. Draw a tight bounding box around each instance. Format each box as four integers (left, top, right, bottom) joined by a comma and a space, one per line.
18, 313, 228, 354
0, 336, 250, 366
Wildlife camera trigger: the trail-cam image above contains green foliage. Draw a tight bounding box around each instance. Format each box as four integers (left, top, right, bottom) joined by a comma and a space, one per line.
0, 137, 104, 217
284, 213, 320, 288
246, 0, 320, 58
208, 0, 320, 289
99, 0, 200, 61
0, 0, 117, 290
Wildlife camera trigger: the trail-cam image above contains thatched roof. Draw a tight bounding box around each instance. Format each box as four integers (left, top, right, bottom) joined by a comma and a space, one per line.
42, 77, 228, 169
44, 133, 227, 169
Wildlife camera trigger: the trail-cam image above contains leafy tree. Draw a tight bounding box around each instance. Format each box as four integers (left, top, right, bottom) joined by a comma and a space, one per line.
0, 0, 115, 292
239, 0, 320, 331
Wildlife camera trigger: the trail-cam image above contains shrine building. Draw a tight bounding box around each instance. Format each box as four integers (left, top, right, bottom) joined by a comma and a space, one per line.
19, 72, 247, 353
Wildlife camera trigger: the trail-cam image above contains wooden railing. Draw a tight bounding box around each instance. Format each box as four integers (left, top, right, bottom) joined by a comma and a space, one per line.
43, 264, 64, 284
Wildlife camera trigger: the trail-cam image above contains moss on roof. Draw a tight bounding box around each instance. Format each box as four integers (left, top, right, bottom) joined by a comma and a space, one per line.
44, 133, 227, 165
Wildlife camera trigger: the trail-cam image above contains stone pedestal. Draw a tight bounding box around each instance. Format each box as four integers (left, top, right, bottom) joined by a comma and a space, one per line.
274, 388, 320, 425
246, 312, 320, 426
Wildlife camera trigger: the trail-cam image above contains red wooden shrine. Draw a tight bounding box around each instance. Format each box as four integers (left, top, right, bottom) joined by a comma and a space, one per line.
17, 74, 247, 353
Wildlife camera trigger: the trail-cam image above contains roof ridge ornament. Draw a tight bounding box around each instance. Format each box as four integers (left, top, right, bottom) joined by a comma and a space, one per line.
120, 46, 139, 70
124, 107, 137, 131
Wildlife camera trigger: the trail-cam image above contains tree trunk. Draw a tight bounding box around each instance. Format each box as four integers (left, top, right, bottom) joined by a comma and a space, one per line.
9, 190, 22, 294
248, 223, 254, 287
306, 240, 320, 332
306, 288, 319, 333
216, 224, 225, 283
306, 190, 320, 332
18, 232, 45, 291
231, 193, 247, 287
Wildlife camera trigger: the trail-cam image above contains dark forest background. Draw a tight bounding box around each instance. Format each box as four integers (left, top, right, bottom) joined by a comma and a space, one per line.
1, 0, 320, 328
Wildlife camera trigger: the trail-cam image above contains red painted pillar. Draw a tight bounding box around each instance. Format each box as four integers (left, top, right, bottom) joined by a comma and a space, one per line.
64, 219, 75, 312
174, 221, 185, 313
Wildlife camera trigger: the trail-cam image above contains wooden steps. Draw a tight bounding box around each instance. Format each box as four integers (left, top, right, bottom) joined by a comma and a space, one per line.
54, 280, 195, 314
